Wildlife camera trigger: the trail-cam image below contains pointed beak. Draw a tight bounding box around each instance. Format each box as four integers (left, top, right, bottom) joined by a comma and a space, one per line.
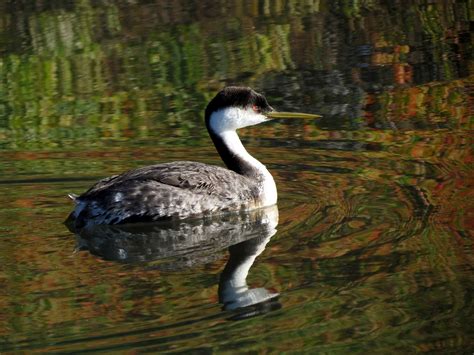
266, 111, 321, 120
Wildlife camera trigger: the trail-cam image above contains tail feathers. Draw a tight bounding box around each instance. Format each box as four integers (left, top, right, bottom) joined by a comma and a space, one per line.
68, 193, 79, 202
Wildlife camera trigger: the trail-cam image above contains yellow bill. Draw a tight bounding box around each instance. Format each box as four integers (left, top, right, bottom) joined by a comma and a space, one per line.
266, 111, 321, 119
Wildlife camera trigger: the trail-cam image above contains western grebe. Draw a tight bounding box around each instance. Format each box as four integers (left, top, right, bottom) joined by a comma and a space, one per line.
66, 86, 319, 230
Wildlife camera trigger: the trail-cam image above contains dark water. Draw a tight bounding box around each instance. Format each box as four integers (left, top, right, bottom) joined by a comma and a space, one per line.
0, 1, 473, 353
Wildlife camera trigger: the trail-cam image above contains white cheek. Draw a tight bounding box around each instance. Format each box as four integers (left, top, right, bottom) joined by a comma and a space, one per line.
210, 107, 267, 133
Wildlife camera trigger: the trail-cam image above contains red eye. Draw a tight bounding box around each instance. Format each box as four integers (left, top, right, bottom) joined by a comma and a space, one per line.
252, 105, 259, 112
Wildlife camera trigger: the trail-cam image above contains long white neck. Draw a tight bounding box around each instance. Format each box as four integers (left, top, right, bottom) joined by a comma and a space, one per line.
207, 108, 277, 207
219, 130, 267, 174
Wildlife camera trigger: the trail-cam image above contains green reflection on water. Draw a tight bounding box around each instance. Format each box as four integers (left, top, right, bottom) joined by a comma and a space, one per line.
0, 0, 471, 149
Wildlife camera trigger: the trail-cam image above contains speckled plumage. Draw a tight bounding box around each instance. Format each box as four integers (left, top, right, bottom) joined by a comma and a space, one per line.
67, 161, 263, 230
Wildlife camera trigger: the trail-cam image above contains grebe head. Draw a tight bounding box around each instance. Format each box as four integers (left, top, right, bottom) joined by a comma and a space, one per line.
205, 86, 274, 134
205, 86, 320, 135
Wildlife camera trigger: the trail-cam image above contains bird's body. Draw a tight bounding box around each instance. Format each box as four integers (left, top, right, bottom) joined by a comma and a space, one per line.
68, 161, 267, 229
67, 87, 317, 231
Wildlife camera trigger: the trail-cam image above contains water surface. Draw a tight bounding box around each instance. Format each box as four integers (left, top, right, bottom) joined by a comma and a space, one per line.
0, 1, 472, 353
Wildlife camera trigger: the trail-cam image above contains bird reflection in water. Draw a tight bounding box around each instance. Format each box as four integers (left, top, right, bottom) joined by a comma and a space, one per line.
219, 231, 281, 320
70, 205, 280, 319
